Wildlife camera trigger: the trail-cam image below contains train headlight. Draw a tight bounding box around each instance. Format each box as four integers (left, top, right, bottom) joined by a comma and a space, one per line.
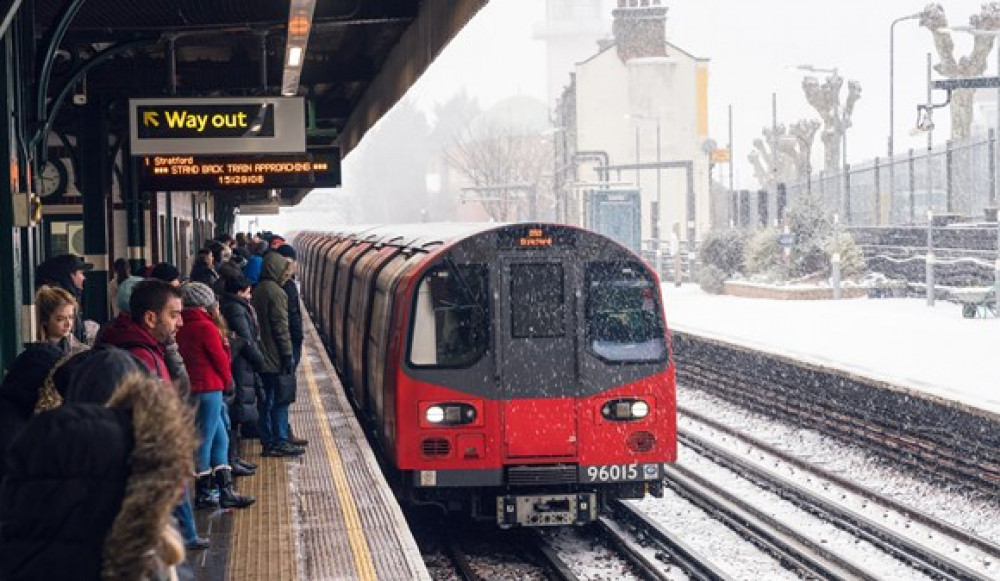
426, 406, 445, 424
630, 401, 649, 418
422, 402, 478, 426
601, 398, 652, 421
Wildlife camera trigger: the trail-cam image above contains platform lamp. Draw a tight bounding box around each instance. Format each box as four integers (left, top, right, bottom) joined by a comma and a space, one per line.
281, 0, 317, 97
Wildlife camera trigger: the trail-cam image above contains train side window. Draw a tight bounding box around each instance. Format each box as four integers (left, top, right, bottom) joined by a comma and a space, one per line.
585, 262, 666, 363
409, 263, 489, 368
509, 263, 564, 339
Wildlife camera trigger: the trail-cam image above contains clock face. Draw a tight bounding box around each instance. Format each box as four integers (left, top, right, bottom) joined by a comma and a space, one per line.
38, 159, 68, 197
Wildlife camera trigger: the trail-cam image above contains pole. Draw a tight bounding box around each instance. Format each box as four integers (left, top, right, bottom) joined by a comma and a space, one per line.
771, 92, 778, 226
994, 40, 1000, 315
655, 120, 661, 244
634, 125, 640, 189
927, 210, 935, 306
926, 53, 933, 218
728, 104, 734, 214
832, 213, 842, 299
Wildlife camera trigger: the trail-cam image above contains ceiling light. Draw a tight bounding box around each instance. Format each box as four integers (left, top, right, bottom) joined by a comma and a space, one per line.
287, 46, 303, 67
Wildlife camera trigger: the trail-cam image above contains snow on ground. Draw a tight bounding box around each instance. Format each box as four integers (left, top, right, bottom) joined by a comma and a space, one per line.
660, 284, 1000, 417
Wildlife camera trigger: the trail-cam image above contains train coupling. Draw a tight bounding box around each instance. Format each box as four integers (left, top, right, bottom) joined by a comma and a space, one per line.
496, 492, 597, 528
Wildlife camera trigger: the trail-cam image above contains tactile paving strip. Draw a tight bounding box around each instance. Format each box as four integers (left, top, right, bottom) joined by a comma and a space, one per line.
222, 306, 429, 581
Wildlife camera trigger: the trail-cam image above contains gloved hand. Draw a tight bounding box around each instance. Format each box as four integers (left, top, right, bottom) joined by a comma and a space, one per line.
281, 355, 295, 376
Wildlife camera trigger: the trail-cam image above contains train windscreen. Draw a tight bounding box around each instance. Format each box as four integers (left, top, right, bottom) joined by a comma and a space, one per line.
585, 262, 666, 363
409, 263, 489, 368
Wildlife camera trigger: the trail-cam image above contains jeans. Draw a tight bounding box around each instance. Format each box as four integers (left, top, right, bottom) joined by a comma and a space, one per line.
194, 391, 229, 472
172, 485, 198, 543
258, 373, 290, 447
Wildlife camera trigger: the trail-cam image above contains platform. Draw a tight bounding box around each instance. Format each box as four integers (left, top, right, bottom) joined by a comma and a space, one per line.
187, 309, 430, 580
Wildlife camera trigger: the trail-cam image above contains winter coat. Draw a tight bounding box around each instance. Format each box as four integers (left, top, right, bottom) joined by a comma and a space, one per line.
213, 260, 244, 295
95, 314, 170, 382
251, 252, 293, 374
242, 254, 263, 285
0, 376, 195, 581
219, 292, 264, 424
175, 308, 232, 395
189, 263, 219, 287
0, 344, 63, 482
283, 276, 303, 360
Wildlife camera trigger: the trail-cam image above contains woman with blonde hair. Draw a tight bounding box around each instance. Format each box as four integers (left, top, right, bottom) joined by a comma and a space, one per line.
35, 284, 88, 356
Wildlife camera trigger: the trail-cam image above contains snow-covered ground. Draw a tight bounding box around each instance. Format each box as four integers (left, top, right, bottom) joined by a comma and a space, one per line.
660, 284, 1000, 417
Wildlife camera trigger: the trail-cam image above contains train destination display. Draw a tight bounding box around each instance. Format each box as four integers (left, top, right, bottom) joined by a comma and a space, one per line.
138, 151, 341, 191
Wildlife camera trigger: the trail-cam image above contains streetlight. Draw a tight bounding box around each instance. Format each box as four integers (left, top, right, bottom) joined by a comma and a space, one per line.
947, 25, 1000, 315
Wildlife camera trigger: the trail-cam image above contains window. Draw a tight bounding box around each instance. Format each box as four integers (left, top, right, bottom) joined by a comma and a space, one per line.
510, 263, 565, 338
586, 262, 665, 362
409, 263, 489, 368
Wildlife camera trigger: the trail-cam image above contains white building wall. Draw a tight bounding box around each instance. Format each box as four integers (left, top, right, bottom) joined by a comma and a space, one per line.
575, 45, 709, 243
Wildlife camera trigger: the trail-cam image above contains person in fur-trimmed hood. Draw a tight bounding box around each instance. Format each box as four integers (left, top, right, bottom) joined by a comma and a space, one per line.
0, 374, 197, 581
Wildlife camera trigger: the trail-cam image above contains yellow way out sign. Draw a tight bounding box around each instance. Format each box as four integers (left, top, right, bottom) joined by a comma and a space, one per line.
128, 97, 305, 155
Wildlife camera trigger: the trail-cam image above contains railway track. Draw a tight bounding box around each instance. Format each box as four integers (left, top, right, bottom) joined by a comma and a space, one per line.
677, 345, 1000, 494
437, 526, 579, 581
676, 421, 997, 580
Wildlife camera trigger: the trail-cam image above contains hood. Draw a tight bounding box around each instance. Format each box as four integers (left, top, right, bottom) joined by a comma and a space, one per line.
0, 344, 63, 418
97, 314, 162, 351
260, 251, 292, 284
0, 375, 195, 581
61, 347, 150, 405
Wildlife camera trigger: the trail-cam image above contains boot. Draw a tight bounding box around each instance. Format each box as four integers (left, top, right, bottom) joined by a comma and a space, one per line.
213, 466, 256, 509
231, 462, 255, 477
194, 472, 219, 510
235, 457, 258, 470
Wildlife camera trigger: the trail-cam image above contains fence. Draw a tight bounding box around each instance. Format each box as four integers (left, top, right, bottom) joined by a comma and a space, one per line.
773, 131, 1000, 227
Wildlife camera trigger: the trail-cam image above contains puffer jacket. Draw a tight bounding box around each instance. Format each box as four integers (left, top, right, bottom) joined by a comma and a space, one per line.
175, 308, 231, 394
0, 375, 196, 581
0, 344, 63, 482
219, 292, 264, 424
251, 252, 293, 374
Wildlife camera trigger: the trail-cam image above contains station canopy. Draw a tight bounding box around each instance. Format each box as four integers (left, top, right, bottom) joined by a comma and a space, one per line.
32, 0, 483, 206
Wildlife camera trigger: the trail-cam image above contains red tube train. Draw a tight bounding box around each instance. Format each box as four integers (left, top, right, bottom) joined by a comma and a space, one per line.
294, 223, 676, 527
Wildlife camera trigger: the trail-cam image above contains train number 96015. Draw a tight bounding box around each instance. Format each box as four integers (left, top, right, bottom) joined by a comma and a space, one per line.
580, 463, 661, 483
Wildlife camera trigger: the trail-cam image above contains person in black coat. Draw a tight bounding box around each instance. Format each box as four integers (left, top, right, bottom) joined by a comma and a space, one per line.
0, 344, 63, 482
0, 374, 196, 581
218, 275, 264, 472
273, 244, 308, 447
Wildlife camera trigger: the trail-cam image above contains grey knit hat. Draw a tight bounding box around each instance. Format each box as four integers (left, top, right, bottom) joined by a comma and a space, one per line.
180, 281, 217, 308
115, 276, 146, 313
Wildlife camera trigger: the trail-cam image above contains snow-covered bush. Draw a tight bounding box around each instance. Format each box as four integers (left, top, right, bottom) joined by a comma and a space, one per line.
698, 229, 748, 276
697, 264, 728, 294
743, 228, 783, 278
825, 232, 866, 278
786, 194, 832, 278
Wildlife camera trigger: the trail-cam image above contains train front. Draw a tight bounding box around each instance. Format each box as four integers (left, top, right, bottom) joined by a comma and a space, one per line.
393, 224, 676, 527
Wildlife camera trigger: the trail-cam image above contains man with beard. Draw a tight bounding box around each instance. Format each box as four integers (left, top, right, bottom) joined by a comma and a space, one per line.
96, 279, 184, 382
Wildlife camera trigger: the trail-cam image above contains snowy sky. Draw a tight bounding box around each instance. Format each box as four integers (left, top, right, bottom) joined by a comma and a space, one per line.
407, 0, 998, 189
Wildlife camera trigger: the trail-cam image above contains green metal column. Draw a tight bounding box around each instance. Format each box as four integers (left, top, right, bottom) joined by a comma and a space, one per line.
165, 190, 174, 264
124, 143, 146, 274
0, 32, 23, 369
79, 99, 110, 323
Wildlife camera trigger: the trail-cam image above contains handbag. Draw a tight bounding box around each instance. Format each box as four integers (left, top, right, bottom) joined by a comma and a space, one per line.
275, 372, 297, 405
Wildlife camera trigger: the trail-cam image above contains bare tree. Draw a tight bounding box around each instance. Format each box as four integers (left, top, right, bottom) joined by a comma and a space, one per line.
445, 120, 553, 221
802, 73, 862, 172
920, 3, 1000, 140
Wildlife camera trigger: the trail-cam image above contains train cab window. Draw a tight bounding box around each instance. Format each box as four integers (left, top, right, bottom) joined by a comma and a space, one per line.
509, 263, 565, 339
409, 263, 489, 368
585, 262, 666, 363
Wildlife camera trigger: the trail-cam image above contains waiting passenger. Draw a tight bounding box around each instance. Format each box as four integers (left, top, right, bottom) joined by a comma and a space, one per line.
252, 251, 303, 457
242, 242, 265, 285
108, 257, 131, 317
35, 254, 92, 344
0, 374, 196, 581
0, 344, 62, 482
189, 249, 219, 287
35, 285, 89, 357
177, 282, 255, 509
97, 279, 183, 383
274, 244, 308, 448
219, 274, 264, 473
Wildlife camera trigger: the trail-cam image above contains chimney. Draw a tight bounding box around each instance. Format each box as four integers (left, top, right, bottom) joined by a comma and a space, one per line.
612, 0, 668, 62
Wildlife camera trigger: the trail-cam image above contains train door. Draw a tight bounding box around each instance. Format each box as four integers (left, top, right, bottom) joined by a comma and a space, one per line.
497, 254, 578, 459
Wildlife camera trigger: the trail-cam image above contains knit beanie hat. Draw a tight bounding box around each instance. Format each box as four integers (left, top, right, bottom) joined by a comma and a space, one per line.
115, 276, 146, 314
180, 281, 217, 308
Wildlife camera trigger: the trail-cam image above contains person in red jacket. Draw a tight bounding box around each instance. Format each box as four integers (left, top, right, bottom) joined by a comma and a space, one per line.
176, 282, 254, 510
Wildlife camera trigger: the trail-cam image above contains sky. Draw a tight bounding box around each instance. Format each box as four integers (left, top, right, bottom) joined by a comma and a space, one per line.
408, 0, 998, 189
244, 0, 1000, 229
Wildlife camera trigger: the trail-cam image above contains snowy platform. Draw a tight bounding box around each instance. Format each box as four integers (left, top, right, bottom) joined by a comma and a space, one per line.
661, 284, 1000, 417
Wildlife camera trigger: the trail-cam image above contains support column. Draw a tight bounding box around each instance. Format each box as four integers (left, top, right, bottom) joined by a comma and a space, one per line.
125, 145, 146, 274
0, 31, 25, 367
79, 99, 110, 323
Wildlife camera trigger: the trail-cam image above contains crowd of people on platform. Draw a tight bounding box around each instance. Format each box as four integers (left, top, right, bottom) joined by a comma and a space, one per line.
0, 231, 307, 581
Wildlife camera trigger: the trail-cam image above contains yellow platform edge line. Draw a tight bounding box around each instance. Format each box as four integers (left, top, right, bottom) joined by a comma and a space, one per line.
302, 353, 379, 580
